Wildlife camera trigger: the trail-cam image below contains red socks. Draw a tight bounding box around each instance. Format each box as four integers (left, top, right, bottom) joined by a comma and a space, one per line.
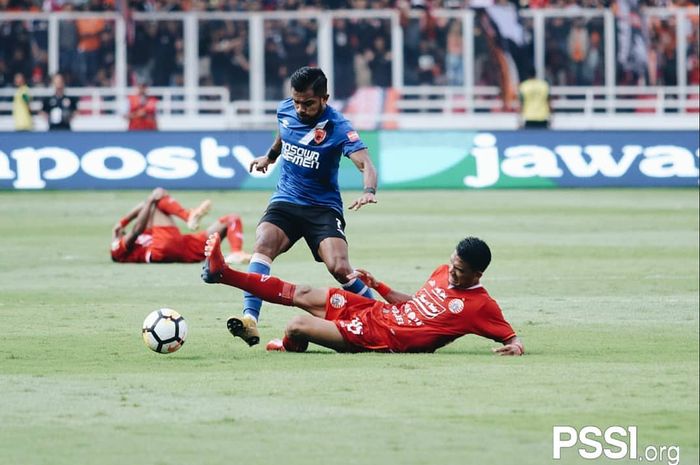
156, 196, 190, 221
219, 214, 244, 251
220, 268, 296, 306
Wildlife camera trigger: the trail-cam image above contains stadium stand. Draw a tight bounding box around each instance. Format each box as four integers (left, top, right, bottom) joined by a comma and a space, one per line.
0, 0, 698, 130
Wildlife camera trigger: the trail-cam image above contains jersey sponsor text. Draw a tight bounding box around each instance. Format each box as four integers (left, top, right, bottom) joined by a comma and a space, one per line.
281, 141, 320, 169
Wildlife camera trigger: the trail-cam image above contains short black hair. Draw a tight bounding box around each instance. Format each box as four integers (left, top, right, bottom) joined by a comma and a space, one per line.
290, 67, 327, 97
456, 237, 491, 273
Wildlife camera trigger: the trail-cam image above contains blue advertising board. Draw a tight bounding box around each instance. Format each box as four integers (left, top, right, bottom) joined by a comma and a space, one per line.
0, 131, 273, 190
0, 130, 697, 189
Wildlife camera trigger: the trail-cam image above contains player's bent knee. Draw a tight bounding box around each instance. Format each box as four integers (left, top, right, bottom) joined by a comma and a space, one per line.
285, 314, 314, 339
253, 242, 276, 257
325, 260, 353, 282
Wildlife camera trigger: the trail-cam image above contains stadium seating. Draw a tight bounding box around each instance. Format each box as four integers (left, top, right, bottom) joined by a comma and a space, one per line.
0, 3, 698, 130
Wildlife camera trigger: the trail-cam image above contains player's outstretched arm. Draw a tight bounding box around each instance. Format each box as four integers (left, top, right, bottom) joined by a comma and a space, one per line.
347, 149, 378, 211
121, 192, 160, 248
114, 201, 145, 240
348, 269, 412, 304
492, 336, 525, 356
250, 133, 282, 174
114, 187, 165, 239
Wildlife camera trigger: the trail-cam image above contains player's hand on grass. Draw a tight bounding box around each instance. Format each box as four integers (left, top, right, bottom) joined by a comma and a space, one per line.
250, 155, 274, 174
348, 192, 377, 211
492, 343, 524, 356
347, 268, 378, 288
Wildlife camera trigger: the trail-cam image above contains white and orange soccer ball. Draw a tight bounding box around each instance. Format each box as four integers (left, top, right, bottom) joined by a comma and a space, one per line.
142, 308, 188, 354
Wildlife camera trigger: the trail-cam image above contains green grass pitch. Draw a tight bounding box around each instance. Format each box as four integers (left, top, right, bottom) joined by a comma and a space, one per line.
0, 188, 697, 465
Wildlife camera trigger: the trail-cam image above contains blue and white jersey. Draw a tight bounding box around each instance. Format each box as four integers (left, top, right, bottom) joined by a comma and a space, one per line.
270, 98, 366, 214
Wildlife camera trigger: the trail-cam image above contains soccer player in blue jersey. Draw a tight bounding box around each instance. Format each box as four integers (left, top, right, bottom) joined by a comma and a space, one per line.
225, 66, 378, 347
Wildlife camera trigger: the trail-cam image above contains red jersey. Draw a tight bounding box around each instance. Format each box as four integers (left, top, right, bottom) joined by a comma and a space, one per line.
110, 227, 207, 263
111, 230, 153, 263
127, 94, 158, 130
325, 265, 516, 353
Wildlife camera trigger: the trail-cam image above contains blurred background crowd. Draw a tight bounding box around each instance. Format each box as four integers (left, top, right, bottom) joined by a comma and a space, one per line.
1, 0, 698, 103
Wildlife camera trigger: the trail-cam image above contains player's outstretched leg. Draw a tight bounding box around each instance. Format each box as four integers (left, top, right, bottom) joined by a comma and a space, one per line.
187, 199, 212, 230
203, 232, 260, 346
202, 232, 225, 283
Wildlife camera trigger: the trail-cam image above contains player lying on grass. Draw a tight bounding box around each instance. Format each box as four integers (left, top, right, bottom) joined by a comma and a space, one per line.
111, 188, 252, 264
202, 232, 524, 355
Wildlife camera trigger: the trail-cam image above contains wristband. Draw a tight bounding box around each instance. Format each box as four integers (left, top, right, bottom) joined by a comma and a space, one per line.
375, 282, 391, 298
119, 217, 130, 227
267, 147, 281, 161
363, 187, 376, 195
513, 342, 524, 355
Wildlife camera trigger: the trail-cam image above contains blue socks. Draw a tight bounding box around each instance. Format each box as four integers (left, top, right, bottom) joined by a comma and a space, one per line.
242, 257, 271, 322
343, 277, 374, 299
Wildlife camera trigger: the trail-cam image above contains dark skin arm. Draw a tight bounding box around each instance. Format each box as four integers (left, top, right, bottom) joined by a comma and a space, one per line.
347, 149, 378, 211
249, 133, 283, 174
112, 202, 144, 240
346, 269, 412, 304
121, 199, 156, 249
113, 189, 164, 249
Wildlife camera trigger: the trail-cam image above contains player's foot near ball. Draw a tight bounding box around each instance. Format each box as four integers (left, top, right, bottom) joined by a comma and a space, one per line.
266, 338, 285, 352
187, 199, 212, 230
227, 315, 260, 347
201, 233, 225, 283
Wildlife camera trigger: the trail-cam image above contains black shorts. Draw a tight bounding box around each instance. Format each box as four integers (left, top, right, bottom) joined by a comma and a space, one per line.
260, 201, 347, 262
524, 120, 549, 129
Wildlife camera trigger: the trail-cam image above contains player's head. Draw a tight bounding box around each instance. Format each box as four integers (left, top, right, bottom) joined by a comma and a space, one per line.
135, 76, 149, 94
14, 72, 26, 87
290, 66, 329, 123
52, 73, 65, 91
449, 237, 492, 288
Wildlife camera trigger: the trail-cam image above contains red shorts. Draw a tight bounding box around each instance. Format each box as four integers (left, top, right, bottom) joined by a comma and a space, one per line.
148, 226, 207, 263
324, 289, 392, 353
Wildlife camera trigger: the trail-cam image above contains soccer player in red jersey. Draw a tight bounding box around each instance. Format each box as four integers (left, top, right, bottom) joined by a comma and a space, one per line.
111, 188, 251, 265
202, 233, 523, 355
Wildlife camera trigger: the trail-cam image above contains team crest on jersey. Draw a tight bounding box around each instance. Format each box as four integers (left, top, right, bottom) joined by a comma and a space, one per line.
448, 299, 464, 314
314, 128, 326, 144
330, 293, 346, 309
299, 120, 329, 145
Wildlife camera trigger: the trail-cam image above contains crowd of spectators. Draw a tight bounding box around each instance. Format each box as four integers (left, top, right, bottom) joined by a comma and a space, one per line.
2, 0, 697, 12
1, 0, 116, 88
1, 0, 698, 99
